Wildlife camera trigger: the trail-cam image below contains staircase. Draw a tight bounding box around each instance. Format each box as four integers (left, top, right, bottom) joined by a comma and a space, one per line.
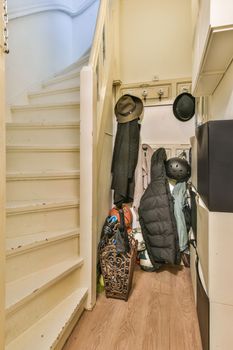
5, 54, 89, 350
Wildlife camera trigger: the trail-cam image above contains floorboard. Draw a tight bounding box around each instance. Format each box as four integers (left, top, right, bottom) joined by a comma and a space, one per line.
63, 265, 202, 350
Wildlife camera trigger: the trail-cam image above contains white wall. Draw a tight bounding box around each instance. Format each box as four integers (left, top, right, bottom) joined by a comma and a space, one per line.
72, 1, 99, 60
8, 0, 73, 14
210, 0, 233, 27
141, 105, 195, 145
0, 32, 6, 350
119, 0, 192, 84
192, 0, 211, 88
6, 11, 73, 104
6, 0, 99, 103
210, 61, 233, 120
117, 0, 194, 145
192, 0, 200, 37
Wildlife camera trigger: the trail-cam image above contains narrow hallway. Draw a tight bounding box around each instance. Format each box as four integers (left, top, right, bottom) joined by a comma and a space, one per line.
63, 265, 202, 350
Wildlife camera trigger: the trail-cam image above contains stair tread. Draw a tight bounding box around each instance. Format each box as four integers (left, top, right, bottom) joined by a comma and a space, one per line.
6, 121, 80, 128
29, 86, 80, 98
7, 144, 80, 150
7, 170, 80, 180
11, 101, 80, 111
6, 287, 88, 350
42, 70, 80, 88
6, 198, 80, 214
6, 256, 84, 312
6, 228, 80, 254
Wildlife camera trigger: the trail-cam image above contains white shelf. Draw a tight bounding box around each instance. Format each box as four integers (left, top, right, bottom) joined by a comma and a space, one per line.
193, 26, 233, 96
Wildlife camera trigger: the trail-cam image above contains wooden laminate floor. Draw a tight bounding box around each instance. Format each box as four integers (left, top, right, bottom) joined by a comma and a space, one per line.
63, 265, 202, 350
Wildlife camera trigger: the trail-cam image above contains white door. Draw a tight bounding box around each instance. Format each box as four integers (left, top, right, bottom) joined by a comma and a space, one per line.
0, 1, 7, 348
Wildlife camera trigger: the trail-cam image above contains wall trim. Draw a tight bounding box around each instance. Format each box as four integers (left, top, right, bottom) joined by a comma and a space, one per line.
9, 0, 98, 20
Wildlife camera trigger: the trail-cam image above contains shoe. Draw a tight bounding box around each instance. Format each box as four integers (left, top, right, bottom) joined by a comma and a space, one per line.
139, 249, 157, 271
131, 228, 146, 251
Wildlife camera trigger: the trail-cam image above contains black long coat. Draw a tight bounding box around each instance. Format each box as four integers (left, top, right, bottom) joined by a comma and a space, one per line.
139, 148, 180, 269
111, 119, 140, 207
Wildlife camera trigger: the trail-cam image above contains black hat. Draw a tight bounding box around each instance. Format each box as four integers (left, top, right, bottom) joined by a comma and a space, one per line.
114, 94, 143, 123
173, 92, 195, 122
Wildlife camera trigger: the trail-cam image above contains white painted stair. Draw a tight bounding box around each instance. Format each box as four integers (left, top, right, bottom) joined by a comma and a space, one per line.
6, 122, 80, 146
42, 70, 81, 90
5, 53, 89, 349
10, 102, 80, 123
28, 87, 80, 105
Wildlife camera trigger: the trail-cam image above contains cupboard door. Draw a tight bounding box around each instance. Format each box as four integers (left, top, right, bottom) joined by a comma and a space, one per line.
196, 259, 209, 350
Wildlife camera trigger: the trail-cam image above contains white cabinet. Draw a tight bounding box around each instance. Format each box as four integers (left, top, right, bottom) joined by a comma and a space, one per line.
210, 302, 233, 350
196, 196, 233, 305
192, 0, 233, 96
193, 195, 233, 349
190, 120, 233, 347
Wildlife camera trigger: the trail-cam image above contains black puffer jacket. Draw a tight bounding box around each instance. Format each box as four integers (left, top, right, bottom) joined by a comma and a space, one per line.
139, 148, 180, 269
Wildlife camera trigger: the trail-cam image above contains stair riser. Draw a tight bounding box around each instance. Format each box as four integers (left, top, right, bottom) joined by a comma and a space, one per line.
54, 57, 88, 75
7, 178, 80, 201
42, 75, 80, 91
6, 269, 82, 345
11, 106, 80, 123
6, 127, 80, 146
7, 150, 80, 172
7, 207, 79, 238
6, 236, 79, 283
28, 90, 80, 105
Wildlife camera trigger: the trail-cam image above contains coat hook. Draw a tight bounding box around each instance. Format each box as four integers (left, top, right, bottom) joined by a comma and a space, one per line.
142, 89, 148, 102
157, 89, 164, 101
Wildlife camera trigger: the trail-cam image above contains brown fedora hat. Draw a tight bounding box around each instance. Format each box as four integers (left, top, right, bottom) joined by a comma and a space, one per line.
115, 94, 143, 123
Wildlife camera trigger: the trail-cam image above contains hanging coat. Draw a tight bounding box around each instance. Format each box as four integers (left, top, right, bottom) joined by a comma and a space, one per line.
139, 148, 180, 269
172, 182, 189, 252
132, 143, 154, 220
111, 119, 140, 207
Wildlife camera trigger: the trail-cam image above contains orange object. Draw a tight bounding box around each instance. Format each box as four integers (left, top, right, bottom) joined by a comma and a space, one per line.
109, 205, 133, 230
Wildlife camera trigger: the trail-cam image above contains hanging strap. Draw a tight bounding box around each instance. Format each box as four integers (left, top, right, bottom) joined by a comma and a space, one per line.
118, 208, 130, 253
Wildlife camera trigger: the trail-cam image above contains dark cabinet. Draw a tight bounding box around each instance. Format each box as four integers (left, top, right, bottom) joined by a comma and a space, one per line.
196, 120, 233, 212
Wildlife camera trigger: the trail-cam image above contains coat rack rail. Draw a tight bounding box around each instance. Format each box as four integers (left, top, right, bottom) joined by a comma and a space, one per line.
118, 78, 192, 109
144, 102, 174, 108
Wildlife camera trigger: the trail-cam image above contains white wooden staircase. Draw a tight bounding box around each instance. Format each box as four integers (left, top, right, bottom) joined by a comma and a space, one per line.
5, 54, 89, 350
